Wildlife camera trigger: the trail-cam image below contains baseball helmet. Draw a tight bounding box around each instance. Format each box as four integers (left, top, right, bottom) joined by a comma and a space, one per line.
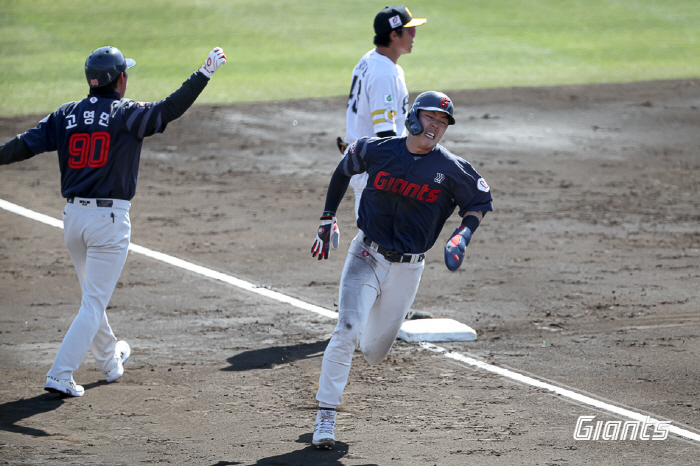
405, 91, 455, 135
85, 46, 135, 88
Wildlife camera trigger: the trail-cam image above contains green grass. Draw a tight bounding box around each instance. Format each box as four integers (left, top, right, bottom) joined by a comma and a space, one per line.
1, 0, 699, 116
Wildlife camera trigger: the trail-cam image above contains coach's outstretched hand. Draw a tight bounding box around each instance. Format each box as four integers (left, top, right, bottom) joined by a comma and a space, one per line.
311, 215, 340, 260
444, 226, 471, 271
199, 47, 226, 78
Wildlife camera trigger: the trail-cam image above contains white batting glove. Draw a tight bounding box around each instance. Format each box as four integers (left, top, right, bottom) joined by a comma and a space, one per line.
311, 216, 340, 260
199, 47, 226, 78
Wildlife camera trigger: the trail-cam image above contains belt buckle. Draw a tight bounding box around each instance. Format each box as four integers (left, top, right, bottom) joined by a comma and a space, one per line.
96, 199, 113, 208
384, 250, 401, 263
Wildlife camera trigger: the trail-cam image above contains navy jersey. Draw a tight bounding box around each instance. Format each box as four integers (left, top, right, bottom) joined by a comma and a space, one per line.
340, 136, 493, 254
4, 72, 209, 200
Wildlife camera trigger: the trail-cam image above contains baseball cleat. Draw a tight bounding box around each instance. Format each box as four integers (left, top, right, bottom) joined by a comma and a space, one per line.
312, 409, 337, 449
104, 340, 131, 383
44, 376, 85, 397
407, 309, 433, 320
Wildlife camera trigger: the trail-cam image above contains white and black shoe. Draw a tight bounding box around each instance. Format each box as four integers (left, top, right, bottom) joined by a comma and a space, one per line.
406, 309, 433, 320
44, 376, 84, 397
104, 340, 131, 383
312, 409, 337, 449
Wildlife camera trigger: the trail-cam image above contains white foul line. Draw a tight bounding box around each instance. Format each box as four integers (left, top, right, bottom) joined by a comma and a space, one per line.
0, 198, 337, 319
0, 198, 64, 229
2, 198, 698, 443
127, 243, 337, 319
420, 343, 700, 443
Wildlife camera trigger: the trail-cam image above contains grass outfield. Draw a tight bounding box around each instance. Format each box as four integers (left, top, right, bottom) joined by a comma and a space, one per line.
1, 0, 699, 116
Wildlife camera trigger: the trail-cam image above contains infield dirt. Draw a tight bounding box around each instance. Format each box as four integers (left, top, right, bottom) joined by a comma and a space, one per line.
1, 79, 700, 465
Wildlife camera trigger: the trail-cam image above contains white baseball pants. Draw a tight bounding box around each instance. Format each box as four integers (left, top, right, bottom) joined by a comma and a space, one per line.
47, 199, 131, 380
316, 231, 424, 407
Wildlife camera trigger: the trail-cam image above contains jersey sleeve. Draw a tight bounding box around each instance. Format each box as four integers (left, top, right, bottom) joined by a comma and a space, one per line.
323, 163, 352, 215
367, 74, 402, 136
119, 71, 209, 140
119, 100, 167, 140
452, 158, 494, 216
0, 134, 36, 165
18, 112, 58, 156
339, 137, 373, 177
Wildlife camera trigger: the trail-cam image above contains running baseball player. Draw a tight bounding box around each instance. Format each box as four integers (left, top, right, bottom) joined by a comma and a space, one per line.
310, 92, 493, 448
0, 45, 226, 397
337, 5, 426, 218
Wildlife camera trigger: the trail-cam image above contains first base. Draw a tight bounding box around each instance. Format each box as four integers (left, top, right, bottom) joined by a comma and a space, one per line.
398, 318, 477, 342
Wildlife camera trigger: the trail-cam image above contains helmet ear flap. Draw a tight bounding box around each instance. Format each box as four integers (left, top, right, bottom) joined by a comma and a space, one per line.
404, 108, 423, 135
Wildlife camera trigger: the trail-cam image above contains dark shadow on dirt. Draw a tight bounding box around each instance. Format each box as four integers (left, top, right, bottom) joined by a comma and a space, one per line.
234, 434, 376, 466
222, 340, 330, 371
0, 381, 105, 437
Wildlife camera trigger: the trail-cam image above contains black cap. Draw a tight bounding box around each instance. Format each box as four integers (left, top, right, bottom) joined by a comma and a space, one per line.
373, 5, 426, 36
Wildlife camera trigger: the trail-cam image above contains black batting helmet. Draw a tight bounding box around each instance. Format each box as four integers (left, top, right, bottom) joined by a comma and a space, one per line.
85, 46, 135, 88
405, 91, 455, 135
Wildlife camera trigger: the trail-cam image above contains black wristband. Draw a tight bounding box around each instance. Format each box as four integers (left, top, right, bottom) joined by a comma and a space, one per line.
461, 215, 480, 234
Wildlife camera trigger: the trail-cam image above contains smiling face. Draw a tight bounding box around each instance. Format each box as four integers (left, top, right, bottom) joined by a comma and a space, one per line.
406, 110, 450, 154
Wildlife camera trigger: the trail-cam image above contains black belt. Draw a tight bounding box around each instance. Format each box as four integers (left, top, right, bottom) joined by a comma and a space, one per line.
67, 197, 114, 208
362, 237, 425, 264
